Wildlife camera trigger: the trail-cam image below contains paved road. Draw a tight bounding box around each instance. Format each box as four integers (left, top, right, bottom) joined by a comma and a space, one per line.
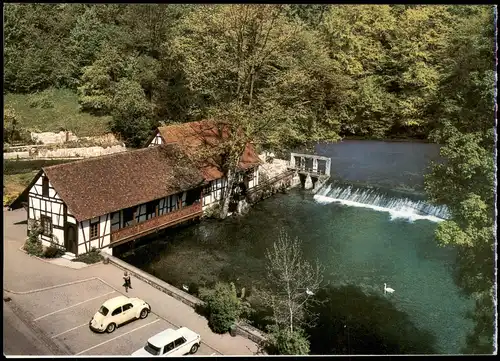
3, 208, 259, 356
5, 278, 220, 356
3, 299, 56, 355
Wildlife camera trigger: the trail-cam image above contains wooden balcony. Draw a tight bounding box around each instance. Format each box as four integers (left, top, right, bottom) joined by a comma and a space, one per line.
110, 202, 203, 246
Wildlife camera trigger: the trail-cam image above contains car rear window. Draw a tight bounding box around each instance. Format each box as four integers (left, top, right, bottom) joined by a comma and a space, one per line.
145, 342, 161, 356
98, 306, 109, 316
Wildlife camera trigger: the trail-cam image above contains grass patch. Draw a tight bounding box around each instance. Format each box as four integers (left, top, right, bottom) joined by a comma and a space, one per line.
4, 88, 111, 136
4, 158, 78, 175
3, 171, 38, 206
73, 248, 104, 264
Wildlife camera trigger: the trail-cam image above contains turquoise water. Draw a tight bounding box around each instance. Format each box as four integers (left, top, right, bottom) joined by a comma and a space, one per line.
121, 189, 474, 354
120, 140, 475, 354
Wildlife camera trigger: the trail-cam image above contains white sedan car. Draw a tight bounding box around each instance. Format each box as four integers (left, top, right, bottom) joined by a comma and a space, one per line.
89, 295, 151, 333
132, 327, 201, 356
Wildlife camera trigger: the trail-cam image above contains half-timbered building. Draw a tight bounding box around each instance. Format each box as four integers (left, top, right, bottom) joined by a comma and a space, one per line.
21, 144, 207, 256
12, 120, 262, 257
146, 120, 261, 210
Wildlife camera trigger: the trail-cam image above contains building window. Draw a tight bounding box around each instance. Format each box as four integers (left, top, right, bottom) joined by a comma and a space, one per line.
136, 204, 147, 223
146, 201, 159, 219
111, 212, 120, 232
123, 208, 134, 227
41, 215, 52, 236
167, 195, 177, 213
42, 177, 49, 197
89, 220, 99, 240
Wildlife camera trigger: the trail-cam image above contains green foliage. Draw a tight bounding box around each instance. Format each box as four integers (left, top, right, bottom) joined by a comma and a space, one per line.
3, 3, 495, 351
66, 5, 121, 86
43, 245, 65, 258
73, 247, 104, 264
4, 4, 494, 145
3, 4, 83, 92
77, 47, 126, 115
264, 325, 310, 355
109, 79, 156, 148
424, 5, 495, 354
28, 92, 55, 109
199, 282, 249, 334
3, 106, 30, 144
4, 88, 111, 136
23, 223, 44, 257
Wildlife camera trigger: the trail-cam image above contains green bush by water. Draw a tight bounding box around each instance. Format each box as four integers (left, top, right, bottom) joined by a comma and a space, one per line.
199, 282, 249, 334
264, 326, 310, 355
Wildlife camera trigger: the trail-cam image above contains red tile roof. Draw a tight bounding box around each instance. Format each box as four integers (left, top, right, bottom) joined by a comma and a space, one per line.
157, 120, 261, 181
43, 144, 205, 221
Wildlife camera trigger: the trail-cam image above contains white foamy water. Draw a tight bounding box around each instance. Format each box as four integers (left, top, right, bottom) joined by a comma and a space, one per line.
314, 184, 450, 223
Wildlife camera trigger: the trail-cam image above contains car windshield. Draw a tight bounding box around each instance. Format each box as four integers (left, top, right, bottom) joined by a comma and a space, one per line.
98, 306, 109, 316
144, 342, 161, 356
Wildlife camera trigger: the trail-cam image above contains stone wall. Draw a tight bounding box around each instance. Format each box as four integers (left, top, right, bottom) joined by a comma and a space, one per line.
258, 153, 290, 180
29, 131, 121, 146
34, 145, 126, 159
31, 131, 78, 144
4, 145, 126, 159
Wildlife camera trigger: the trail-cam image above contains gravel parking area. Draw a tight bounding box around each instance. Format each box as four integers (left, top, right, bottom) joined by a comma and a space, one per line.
9, 279, 220, 356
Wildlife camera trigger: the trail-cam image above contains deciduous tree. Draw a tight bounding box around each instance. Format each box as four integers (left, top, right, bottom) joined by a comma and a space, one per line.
259, 229, 323, 333
424, 5, 495, 354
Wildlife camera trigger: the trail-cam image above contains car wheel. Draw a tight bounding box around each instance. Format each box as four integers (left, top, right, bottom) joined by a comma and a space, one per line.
106, 323, 116, 333
139, 308, 149, 319
190, 343, 199, 354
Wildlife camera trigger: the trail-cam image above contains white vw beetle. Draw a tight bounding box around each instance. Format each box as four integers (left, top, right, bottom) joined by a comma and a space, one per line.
132, 327, 201, 356
89, 295, 151, 333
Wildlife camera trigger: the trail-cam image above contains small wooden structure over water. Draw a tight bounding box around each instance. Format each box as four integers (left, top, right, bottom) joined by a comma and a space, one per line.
289, 153, 331, 177
289, 153, 331, 192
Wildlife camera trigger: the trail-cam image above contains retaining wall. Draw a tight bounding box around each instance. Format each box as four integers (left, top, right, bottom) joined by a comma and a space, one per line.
4, 145, 126, 159
104, 254, 267, 344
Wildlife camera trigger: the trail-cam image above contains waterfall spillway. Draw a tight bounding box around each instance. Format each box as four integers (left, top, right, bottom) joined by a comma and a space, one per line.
314, 183, 450, 223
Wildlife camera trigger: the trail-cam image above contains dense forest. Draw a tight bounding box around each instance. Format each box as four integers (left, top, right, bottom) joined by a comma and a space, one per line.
3, 4, 496, 354
3, 4, 494, 148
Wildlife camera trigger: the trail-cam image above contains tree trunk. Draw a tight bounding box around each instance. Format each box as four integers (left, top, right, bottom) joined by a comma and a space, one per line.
219, 167, 235, 219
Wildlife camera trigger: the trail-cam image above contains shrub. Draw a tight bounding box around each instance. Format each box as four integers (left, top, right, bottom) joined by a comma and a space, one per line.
199, 282, 250, 334
264, 325, 310, 355
73, 247, 103, 264
23, 222, 44, 257
28, 92, 55, 109
43, 245, 65, 258
203, 203, 221, 219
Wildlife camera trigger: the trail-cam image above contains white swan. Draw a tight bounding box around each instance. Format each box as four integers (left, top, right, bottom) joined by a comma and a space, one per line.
384, 283, 395, 294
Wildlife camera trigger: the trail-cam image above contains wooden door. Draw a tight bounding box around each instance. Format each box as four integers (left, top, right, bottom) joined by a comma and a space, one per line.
65, 223, 78, 255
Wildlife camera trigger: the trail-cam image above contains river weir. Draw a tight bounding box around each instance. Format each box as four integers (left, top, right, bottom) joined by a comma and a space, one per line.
314, 182, 450, 222
119, 140, 475, 354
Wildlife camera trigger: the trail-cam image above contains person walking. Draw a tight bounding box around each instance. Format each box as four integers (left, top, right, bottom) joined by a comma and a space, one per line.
123, 271, 132, 292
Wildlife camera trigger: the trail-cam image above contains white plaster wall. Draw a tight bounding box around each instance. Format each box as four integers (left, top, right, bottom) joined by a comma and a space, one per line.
28, 172, 65, 248
148, 133, 163, 147
202, 177, 228, 210
77, 214, 111, 255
